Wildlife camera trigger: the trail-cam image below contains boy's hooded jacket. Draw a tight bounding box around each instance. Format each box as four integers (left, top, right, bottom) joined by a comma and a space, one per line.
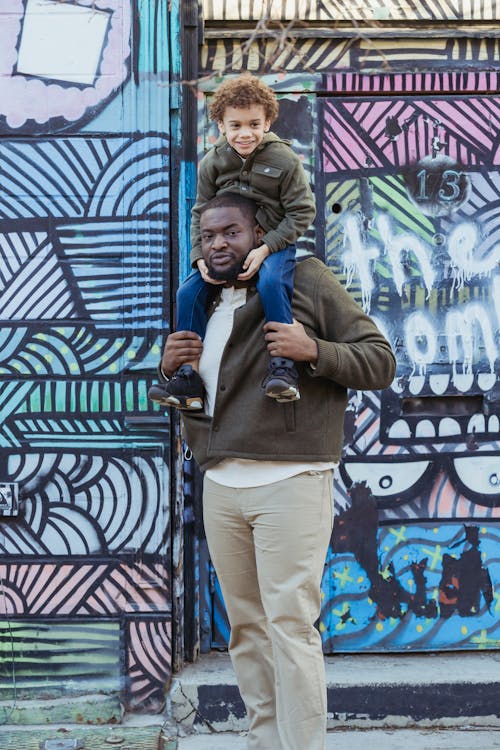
190, 132, 316, 265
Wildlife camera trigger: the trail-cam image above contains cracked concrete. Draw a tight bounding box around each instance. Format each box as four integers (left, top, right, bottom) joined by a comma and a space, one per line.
169, 651, 500, 734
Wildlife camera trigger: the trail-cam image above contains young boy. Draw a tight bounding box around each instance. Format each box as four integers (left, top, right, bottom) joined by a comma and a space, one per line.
148, 74, 316, 410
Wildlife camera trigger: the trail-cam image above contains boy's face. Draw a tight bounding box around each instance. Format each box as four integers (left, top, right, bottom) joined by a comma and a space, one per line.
218, 105, 271, 158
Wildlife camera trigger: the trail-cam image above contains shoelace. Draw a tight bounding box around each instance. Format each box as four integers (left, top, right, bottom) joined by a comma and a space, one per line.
268, 359, 296, 377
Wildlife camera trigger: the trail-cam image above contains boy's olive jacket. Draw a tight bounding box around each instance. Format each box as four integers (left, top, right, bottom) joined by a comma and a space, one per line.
161, 257, 396, 471
190, 132, 316, 265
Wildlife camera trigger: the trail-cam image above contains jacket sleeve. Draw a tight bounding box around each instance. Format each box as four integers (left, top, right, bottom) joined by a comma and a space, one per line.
190, 153, 219, 267
310, 266, 396, 391
261, 156, 316, 253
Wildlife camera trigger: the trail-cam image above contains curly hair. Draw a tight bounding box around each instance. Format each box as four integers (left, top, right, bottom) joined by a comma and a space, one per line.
208, 74, 279, 123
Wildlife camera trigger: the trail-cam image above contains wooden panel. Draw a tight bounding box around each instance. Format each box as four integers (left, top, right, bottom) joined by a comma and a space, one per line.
0, 726, 170, 750
202, 0, 498, 22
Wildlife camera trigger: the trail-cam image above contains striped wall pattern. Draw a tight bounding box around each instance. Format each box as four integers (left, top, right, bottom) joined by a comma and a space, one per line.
0, 0, 174, 715
0, 621, 121, 702
201, 37, 500, 78
202, 0, 498, 21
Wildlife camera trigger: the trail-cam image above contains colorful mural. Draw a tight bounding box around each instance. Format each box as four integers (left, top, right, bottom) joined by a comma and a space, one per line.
319, 80, 499, 651
0, 0, 176, 714
1, 0, 498, 720
198, 14, 499, 654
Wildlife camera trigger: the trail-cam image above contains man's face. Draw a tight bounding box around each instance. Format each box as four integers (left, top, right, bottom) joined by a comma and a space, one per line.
218, 104, 271, 158
200, 205, 262, 281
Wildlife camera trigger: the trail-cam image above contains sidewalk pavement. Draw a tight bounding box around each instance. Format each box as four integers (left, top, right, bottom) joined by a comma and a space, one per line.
177, 728, 500, 749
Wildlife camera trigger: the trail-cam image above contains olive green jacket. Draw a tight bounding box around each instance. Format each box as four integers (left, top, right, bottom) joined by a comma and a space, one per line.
162, 257, 396, 471
190, 132, 316, 265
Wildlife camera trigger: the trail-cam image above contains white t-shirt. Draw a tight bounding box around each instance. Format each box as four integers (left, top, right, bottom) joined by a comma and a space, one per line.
198, 286, 336, 488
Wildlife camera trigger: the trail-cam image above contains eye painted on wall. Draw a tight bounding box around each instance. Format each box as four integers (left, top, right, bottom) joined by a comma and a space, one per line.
340, 459, 435, 506
448, 456, 500, 508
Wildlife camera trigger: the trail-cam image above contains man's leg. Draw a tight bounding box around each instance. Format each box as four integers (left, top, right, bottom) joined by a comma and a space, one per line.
203, 477, 283, 750
250, 471, 333, 750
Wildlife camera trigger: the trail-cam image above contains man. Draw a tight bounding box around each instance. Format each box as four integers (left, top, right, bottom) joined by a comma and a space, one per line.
159, 193, 396, 750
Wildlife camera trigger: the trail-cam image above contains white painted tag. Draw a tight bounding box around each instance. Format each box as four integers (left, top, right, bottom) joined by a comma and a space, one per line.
16, 0, 110, 85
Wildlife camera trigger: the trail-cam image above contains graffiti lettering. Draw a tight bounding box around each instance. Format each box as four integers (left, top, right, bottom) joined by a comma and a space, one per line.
342, 211, 498, 309
405, 306, 497, 376
342, 212, 379, 312
448, 222, 500, 290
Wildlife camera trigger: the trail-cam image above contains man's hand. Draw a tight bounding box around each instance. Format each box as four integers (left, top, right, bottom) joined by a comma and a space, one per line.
263, 319, 318, 364
237, 244, 270, 281
161, 331, 203, 377
196, 258, 225, 285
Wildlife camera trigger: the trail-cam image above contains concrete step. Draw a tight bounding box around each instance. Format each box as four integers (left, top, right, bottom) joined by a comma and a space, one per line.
0, 723, 170, 750
170, 651, 500, 733
176, 728, 500, 750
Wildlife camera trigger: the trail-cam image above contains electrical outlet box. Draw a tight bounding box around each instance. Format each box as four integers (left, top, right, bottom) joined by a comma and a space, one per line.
0, 483, 19, 516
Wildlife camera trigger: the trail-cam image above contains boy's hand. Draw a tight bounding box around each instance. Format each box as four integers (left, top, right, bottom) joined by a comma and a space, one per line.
237, 244, 270, 281
196, 258, 225, 285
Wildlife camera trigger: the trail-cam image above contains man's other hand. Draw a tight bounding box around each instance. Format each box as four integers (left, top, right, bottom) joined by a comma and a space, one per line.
161, 331, 203, 377
263, 319, 318, 365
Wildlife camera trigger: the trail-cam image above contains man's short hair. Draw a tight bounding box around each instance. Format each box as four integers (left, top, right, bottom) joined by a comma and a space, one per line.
199, 192, 258, 225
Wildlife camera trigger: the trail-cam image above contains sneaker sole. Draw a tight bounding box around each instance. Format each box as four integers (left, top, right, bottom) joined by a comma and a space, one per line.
265, 386, 300, 401
150, 394, 204, 411
275, 393, 300, 403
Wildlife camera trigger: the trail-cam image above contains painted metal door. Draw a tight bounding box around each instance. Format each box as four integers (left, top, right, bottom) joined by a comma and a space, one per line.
318, 73, 499, 651
206, 73, 499, 653
0, 0, 176, 717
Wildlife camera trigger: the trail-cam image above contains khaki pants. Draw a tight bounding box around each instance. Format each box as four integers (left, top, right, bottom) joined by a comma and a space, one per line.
203, 470, 334, 750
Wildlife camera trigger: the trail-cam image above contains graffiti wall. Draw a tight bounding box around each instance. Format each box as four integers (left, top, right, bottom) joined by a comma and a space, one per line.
198, 2, 500, 653
319, 80, 499, 651
0, 0, 176, 715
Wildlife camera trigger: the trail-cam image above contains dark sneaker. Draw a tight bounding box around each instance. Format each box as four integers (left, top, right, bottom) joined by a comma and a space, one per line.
148, 365, 204, 410
263, 357, 300, 402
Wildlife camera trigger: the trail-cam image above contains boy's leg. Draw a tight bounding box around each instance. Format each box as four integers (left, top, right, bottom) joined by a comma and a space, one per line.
175, 270, 209, 339
148, 271, 207, 409
257, 247, 300, 402
256, 245, 295, 324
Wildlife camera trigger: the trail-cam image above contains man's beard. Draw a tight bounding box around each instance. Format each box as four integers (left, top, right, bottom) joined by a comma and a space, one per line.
205, 254, 247, 281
